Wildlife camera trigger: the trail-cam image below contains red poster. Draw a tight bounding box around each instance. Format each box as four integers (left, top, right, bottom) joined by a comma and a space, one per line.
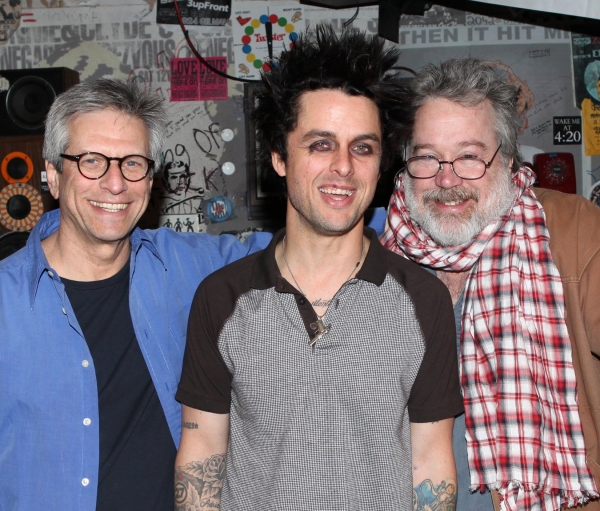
170, 58, 200, 102
199, 57, 228, 101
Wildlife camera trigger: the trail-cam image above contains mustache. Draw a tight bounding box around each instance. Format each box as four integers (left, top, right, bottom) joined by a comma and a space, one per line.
421, 187, 479, 204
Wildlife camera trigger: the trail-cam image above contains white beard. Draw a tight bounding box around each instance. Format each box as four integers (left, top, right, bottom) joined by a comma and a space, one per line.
404, 169, 516, 247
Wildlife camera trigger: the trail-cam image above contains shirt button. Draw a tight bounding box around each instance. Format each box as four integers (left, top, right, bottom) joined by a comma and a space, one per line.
83, 418, 91, 426
47, 270, 54, 278
298, 297, 306, 305
82, 360, 89, 368
310, 323, 317, 330
82, 478, 90, 486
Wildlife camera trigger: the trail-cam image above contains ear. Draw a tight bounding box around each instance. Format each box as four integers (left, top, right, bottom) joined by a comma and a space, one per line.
271, 152, 286, 177
45, 160, 60, 200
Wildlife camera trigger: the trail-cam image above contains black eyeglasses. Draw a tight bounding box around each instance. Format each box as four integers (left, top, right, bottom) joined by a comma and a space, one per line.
60, 152, 155, 182
405, 143, 502, 180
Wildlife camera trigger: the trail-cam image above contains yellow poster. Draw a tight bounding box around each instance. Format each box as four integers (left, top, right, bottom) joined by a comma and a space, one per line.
582, 98, 600, 155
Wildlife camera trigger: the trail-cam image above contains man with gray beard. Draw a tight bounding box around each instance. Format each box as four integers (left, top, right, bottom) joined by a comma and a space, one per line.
382, 58, 600, 511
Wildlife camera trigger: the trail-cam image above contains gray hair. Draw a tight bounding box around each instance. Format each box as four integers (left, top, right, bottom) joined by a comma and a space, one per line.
43, 78, 166, 176
409, 58, 523, 170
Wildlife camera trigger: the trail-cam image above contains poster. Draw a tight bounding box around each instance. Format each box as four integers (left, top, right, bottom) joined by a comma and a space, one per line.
170, 57, 200, 100
571, 34, 600, 155
232, 1, 303, 80
571, 34, 600, 107
170, 55, 227, 101
199, 56, 228, 100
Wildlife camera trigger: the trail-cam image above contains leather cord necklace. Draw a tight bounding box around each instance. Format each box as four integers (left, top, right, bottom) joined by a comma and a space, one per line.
282, 235, 365, 346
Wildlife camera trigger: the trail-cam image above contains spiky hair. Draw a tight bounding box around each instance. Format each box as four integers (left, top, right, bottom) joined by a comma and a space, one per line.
251, 24, 410, 187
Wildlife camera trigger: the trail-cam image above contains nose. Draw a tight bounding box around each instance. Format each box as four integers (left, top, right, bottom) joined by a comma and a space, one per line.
331, 148, 354, 177
99, 160, 127, 194
434, 161, 463, 189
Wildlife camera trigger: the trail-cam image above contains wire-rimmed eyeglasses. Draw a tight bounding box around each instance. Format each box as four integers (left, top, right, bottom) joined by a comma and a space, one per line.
405, 143, 502, 180
60, 152, 155, 182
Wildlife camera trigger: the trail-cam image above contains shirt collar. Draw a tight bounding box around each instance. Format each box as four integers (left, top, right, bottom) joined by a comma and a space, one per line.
250, 226, 388, 292
27, 210, 59, 307
26, 209, 164, 308
356, 227, 388, 286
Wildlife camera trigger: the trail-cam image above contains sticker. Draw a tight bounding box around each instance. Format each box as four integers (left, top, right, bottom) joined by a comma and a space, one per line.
160, 215, 206, 233
40, 170, 50, 194
156, 0, 231, 27
170, 58, 200, 102
553, 117, 582, 145
205, 195, 234, 223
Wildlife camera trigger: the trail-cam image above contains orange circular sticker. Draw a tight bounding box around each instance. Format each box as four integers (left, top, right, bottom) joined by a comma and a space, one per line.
1, 151, 34, 184
0, 183, 43, 231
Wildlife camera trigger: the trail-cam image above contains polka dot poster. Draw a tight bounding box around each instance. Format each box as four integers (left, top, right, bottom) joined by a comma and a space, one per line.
233, 3, 304, 80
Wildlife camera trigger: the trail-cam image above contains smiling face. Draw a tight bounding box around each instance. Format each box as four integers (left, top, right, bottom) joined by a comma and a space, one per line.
46, 108, 153, 251
272, 89, 382, 238
404, 97, 515, 246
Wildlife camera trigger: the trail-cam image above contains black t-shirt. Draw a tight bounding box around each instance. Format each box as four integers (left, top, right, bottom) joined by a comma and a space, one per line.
63, 260, 176, 511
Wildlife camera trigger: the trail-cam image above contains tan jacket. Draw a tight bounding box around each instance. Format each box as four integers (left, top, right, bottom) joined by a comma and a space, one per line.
492, 188, 600, 510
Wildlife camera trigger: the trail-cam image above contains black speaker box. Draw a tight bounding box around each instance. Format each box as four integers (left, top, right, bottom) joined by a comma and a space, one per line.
0, 68, 79, 233
0, 67, 79, 136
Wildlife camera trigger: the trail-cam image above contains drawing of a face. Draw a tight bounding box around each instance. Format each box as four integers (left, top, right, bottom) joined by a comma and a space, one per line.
162, 144, 192, 195
164, 160, 191, 194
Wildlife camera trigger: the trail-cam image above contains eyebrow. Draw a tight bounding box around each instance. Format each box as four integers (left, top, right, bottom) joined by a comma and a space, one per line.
301, 130, 381, 144
412, 140, 488, 152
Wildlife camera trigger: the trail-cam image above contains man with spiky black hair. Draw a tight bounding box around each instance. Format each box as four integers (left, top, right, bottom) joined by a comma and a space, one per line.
175, 25, 462, 511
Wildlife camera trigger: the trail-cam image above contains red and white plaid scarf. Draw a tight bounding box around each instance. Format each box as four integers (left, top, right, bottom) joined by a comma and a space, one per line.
382, 167, 598, 510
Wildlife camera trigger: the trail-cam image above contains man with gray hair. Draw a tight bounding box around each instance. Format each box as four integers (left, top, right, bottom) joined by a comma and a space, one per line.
0, 79, 269, 511
382, 58, 600, 510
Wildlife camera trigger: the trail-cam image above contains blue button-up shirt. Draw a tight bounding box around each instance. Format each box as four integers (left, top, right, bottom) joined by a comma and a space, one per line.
0, 209, 271, 511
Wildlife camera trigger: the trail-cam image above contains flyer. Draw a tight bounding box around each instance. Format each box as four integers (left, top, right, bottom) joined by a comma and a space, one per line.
156, 0, 231, 27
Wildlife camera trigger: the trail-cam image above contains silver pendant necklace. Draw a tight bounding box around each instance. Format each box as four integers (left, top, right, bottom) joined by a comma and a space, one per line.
281, 235, 365, 346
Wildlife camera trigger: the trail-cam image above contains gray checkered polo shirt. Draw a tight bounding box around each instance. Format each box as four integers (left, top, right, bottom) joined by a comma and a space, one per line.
177, 227, 463, 510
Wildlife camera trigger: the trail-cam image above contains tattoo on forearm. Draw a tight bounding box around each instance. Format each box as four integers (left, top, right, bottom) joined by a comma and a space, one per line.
413, 478, 457, 511
182, 422, 199, 429
175, 453, 226, 510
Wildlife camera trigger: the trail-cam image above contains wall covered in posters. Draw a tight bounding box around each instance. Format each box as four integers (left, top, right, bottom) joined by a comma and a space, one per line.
0, 0, 595, 234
